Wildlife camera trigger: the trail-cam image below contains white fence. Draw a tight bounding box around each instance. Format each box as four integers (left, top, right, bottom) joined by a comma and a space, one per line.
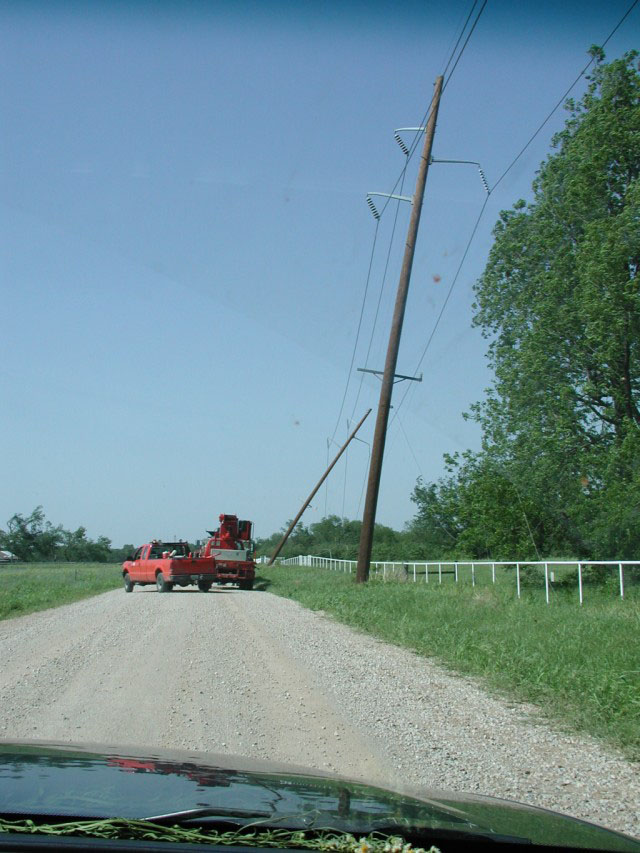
278, 554, 639, 604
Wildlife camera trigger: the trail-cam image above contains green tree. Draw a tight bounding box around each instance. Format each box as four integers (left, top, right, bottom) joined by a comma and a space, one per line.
110, 543, 136, 563
255, 515, 404, 562
0, 507, 62, 561
412, 51, 640, 559
409, 452, 569, 560
60, 526, 109, 561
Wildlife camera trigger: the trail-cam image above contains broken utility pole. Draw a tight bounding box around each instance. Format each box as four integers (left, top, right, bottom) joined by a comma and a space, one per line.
268, 408, 372, 565
356, 75, 443, 583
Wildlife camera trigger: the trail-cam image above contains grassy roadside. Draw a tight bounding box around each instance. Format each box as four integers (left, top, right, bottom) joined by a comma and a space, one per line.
0, 563, 122, 622
260, 564, 640, 762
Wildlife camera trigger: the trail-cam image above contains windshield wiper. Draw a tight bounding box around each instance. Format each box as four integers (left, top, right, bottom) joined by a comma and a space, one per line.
143, 807, 272, 823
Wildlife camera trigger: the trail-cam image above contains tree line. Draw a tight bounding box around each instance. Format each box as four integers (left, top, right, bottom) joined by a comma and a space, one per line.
256, 515, 414, 562
0, 507, 132, 563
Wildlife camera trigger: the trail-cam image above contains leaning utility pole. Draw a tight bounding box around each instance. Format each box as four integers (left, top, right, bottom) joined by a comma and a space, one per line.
268, 408, 371, 565
356, 75, 443, 583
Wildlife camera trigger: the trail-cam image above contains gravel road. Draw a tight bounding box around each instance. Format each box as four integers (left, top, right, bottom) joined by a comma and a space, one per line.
0, 586, 637, 838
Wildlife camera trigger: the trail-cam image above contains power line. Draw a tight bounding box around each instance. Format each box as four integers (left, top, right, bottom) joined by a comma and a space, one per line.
328, 220, 381, 444
350, 169, 409, 422
391, 193, 490, 424
355, 437, 371, 518
329, 99, 428, 448
396, 413, 424, 478
492, 0, 639, 192
328, 107, 429, 448
443, 0, 488, 91
442, 0, 479, 78
335, 171, 411, 520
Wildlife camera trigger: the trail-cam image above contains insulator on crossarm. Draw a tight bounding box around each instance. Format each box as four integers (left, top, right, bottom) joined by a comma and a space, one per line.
394, 132, 410, 156
366, 196, 380, 220
477, 166, 490, 195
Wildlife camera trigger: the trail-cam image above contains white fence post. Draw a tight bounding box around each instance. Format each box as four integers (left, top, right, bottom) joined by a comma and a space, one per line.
454, 562, 458, 583
438, 563, 442, 584
516, 563, 521, 599
471, 563, 475, 587
619, 562, 624, 599
492, 563, 496, 584
544, 562, 550, 604
578, 562, 583, 605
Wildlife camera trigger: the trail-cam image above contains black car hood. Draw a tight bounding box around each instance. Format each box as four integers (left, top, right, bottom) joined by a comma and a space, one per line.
0, 740, 637, 851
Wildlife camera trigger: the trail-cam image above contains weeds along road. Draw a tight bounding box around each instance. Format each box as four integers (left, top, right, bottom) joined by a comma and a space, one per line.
0, 586, 638, 838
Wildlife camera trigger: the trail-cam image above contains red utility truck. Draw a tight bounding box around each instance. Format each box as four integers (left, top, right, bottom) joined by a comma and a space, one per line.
122, 541, 217, 593
198, 514, 256, 590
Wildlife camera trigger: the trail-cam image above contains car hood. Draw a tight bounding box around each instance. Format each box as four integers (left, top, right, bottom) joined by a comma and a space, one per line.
0, 740, 637, 851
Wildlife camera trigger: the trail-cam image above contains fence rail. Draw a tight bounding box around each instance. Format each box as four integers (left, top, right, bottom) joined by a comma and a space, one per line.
277, 555, 640, 604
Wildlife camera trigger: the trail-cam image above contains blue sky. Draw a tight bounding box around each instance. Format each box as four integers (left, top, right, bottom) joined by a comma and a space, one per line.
1, 0, 638, 547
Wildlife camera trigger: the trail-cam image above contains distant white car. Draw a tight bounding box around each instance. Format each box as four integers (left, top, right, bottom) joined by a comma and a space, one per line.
0, 550, 18, 562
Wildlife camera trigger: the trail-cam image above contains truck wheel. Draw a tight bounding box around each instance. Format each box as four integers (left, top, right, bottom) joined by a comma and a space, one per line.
156, 572, 173, 593
198, 580, 212, 592
239, 579, 254, 591
123, 573, 134, 593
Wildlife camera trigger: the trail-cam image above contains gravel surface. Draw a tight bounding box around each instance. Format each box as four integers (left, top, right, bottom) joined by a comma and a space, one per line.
0, 586, 637, 838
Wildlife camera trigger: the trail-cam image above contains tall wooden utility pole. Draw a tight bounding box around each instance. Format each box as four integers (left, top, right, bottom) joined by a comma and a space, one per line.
356, 75, 443, 583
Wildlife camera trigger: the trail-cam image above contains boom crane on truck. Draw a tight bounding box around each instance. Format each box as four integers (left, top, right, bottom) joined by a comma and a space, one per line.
198, 514, 256, 590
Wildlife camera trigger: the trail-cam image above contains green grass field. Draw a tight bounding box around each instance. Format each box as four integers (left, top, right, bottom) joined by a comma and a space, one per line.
0, 562, 122, 622
261, 564, 640, 761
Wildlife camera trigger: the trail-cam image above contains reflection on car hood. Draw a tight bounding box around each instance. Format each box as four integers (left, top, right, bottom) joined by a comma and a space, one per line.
0, 740, 638, 851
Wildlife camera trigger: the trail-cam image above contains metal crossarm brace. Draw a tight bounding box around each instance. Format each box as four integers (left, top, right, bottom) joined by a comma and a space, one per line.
366, 192, 413, 220
358, 367, 423, 385
429, 157, 490, 195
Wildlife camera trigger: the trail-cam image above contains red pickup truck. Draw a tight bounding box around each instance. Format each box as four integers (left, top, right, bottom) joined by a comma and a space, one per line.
122, 541, 217, 593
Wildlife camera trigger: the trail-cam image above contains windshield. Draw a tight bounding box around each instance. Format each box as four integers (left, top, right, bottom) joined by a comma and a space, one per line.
1, 1, 638, 849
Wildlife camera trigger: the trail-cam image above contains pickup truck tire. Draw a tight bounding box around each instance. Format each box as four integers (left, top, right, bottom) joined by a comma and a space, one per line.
239, 579, 254, 591
123, 573, 134, 593
156, 572, 173, 593
197, 580, 212, 592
